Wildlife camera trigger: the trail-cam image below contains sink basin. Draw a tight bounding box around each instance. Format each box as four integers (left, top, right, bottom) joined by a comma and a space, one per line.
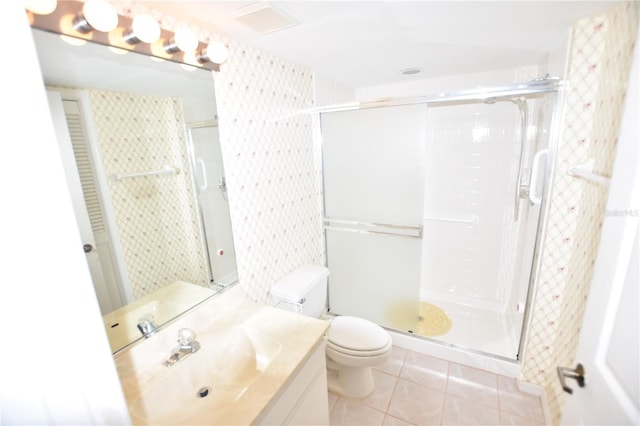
129, 325, 281, 425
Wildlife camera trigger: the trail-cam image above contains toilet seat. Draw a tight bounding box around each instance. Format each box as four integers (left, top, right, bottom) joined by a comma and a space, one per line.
327, 316, 392, 357
327, 339, 391, 357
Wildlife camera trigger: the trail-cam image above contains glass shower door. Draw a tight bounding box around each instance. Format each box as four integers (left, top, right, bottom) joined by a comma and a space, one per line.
321, 104, 426, 330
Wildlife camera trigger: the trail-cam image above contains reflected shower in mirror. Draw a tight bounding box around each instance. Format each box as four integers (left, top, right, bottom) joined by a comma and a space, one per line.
32, 28, 238, 353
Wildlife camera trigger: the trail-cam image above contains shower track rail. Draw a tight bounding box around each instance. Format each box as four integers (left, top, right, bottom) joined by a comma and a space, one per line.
324, 217, 423, 239
314, 77, 562, 113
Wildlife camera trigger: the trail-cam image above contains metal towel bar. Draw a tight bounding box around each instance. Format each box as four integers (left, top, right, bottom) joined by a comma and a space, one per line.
323, 218, 423, 239
423, 215, 479, 224
114, 165, 179, 181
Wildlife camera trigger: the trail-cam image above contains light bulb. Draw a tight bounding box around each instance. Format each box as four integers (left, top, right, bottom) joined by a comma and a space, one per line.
174, 27, 198, 52
182, 50, 201, 67
24, 0, 57, 15
82, 0, 118, 32
200, 40, 228, 65
124, 15, 160, 44
60, 34, 87, 47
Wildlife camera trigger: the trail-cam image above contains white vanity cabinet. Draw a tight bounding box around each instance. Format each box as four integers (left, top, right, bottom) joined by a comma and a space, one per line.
257, 338, 329, 426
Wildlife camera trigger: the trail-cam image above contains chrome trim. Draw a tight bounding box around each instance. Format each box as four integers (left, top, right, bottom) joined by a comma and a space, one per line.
324, 218, 423, 239
324, 225, 423, 239
316, 78, 563, 113
517, 75, 569, 364
423, 215, 479, 224
324, 217, 422, 231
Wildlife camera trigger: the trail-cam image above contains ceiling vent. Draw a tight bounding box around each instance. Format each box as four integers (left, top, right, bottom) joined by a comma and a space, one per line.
230, 2, 299, 35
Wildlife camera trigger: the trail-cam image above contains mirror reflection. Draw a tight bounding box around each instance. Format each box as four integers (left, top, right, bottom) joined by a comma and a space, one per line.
32, 28, 238, 353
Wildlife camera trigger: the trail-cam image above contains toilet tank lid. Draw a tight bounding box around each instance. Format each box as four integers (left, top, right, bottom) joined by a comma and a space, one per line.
271, 264, 329, 301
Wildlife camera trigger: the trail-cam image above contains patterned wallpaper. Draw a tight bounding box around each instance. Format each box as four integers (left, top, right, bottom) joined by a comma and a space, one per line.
212, 46, 325, 303
115, 3, 324, 305
88, 90, 209, 299
521, 3, 639, 423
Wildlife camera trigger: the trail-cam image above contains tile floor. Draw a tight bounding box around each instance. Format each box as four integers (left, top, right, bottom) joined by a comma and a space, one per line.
328, 347, 547, 425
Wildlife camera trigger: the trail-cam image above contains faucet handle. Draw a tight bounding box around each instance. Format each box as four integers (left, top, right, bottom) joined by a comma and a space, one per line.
177, 328, 197, 346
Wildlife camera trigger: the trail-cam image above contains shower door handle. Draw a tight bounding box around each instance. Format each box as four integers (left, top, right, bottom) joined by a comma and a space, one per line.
197, 158, 208, 191
529, 149, 548, 205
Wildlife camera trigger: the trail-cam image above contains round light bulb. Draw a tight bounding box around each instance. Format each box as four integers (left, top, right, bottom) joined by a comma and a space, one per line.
83, 0, 118, 32
182, 50, 200, 67
204, 40, 228, 64
60, 34, 87, 47
24, 0, 57, 15
131, 15, 160, 44
174, 27, 198, 52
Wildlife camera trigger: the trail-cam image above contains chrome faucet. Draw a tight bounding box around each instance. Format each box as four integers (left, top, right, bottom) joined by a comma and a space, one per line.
164, 328, 201, 367
137, 314, 159, 338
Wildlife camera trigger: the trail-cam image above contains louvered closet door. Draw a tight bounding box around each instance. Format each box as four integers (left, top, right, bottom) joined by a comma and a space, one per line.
47, 91, 124, 314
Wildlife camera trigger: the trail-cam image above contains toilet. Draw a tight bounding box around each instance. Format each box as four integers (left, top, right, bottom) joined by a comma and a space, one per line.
271, 264, 392, 398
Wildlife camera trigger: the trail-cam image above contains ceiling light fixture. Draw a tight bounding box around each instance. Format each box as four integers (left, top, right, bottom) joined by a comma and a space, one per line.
123, 15, 160, 44
198, 40, 229, 65
73, 0, 118, 33
24, 0, 57, 15
164, 27, 199, 53
28, 0, 224, 72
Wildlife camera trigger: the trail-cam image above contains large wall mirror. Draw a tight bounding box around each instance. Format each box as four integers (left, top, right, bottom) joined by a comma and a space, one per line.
31, 28, 238, 353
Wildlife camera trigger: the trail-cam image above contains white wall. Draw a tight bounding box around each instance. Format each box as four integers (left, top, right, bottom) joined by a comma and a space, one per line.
0, 4, 129, 423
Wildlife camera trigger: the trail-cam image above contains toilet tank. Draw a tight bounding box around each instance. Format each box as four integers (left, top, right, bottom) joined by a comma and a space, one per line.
270, 265, 329, 318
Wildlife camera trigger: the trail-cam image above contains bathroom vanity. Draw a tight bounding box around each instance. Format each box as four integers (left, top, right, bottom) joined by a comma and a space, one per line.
114, 287, 330, 425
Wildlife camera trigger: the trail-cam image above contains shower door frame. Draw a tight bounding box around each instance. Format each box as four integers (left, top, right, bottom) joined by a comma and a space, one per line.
319, 78, 566, 364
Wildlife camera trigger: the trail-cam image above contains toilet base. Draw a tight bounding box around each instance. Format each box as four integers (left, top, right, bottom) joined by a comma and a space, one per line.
326, 359, 375, 398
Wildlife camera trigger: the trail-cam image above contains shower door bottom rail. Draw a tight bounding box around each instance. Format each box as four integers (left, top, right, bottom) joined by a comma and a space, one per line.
323, 217, 423, 239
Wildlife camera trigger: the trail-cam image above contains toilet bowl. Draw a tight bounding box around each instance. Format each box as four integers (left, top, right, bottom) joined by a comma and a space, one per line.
325, 315, 392, 397
271, 264, 392, 398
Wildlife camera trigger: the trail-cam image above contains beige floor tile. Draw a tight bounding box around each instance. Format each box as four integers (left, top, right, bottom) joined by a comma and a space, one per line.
387, 379, 445, 425
328, 391, 339, 412
353, 370, 398, 412
400, 351, 449, 392
500, 410, 546, 425
446, 363, 499, 409
330, 398, 385, 426
441, 394, 501, 425
382, 414, 417, 425
498, 387, 545, 423
375, 346, 407, 376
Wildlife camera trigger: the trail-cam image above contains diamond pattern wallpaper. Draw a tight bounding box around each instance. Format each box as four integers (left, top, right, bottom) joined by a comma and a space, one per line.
212, 46, 324, 303
89, 90, 209, 299
521, 3, 639, 423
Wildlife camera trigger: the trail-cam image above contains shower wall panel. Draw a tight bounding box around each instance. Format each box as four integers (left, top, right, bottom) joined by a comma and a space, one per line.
421, 102, 524, 311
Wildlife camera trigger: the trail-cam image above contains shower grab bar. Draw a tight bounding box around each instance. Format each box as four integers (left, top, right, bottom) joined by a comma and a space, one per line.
197, 158, 208, 191
423, 215, 479, 224
529, 149, 548, 205
114, 165, 179, 181
324, 225, 423, 239
323, 218, 423, 239
568, 159, 611, 186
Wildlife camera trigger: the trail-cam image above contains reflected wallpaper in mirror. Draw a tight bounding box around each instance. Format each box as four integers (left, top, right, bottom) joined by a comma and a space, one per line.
32, 29, 238, 353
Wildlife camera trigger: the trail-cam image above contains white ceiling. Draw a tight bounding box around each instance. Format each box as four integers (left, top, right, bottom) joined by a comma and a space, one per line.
144, 1, 618, 88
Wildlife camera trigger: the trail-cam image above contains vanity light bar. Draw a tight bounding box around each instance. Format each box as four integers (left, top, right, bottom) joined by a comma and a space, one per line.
26, 0, 221, 72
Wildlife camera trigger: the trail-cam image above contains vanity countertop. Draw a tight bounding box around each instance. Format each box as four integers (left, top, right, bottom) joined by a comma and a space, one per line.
113, 287, 329, 425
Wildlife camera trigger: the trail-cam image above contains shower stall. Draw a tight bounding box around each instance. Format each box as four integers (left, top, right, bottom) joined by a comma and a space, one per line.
320, 79, 561, 361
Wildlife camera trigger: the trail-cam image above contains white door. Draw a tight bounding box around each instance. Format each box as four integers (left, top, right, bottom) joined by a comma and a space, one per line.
560, 24, 640, 425
47, 91, 123, 314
